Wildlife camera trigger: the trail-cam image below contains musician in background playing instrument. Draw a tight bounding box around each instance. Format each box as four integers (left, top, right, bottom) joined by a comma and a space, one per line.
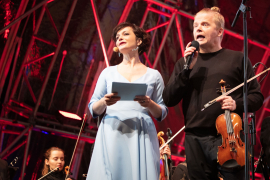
40, 147, 73, 180
0, 158, 9, 180
258, 116, 270, 178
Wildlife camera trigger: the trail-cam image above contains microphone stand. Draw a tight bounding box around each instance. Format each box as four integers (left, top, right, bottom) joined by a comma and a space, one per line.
231, 1, 252, 179
38, 167, 59, 180
166, 128, 173, 178
249, 113, 256, 180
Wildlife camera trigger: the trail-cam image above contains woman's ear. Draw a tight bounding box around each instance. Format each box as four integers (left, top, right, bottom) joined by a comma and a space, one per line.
45, 159, 49, 165
137, 38, 142, 46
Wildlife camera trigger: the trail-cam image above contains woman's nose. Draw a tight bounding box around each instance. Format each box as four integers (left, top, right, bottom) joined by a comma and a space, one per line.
119, 34, 124, 40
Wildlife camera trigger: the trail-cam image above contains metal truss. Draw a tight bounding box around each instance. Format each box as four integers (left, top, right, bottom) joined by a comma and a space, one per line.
0, 0, 96, 179
0, 118, 96, 179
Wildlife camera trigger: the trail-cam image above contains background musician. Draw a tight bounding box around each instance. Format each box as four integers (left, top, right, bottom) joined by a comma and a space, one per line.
40, 147, 73, 180
259, 116, 270, 178
162, 6, 264, 180
0, 158, 9, 180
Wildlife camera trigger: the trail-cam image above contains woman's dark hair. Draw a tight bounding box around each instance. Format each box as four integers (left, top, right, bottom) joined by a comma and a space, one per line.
112, 22, 151, 55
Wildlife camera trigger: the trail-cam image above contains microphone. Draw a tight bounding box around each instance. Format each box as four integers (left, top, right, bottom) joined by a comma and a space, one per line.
184, 41, 199, 70
113, 47, 119, 52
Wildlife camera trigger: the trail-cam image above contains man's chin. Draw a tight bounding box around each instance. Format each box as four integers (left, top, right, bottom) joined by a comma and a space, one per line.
197, 40, 206, 45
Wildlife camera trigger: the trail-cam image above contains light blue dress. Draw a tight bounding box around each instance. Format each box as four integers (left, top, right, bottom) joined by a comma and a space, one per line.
87, 66, 168, 180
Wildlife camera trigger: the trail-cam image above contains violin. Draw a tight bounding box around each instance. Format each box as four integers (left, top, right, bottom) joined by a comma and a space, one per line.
64, 166, 73, 180
216, 79, 245, 168
158, 131, 170, 180
65, 166, 71, 175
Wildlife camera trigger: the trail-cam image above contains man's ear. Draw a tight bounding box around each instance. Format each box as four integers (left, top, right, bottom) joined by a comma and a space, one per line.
218, 27, 224, 37
137, 38, 142, 46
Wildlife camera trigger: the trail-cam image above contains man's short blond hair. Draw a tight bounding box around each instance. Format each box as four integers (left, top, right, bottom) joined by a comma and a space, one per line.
195, 7, 225, 39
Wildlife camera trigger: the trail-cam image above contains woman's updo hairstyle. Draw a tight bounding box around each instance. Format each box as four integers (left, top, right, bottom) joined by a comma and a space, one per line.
112, 22, 151, 55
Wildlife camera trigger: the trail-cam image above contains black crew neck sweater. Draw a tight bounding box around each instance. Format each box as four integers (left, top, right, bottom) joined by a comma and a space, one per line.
163, 48, 264, 136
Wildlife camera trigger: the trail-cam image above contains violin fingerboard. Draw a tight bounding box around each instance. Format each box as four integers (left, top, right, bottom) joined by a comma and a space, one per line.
225, 110, 234, 134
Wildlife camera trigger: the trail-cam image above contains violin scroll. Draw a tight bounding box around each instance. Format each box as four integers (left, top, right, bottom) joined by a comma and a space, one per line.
65, 166, 72, 175
157, 131, 166, 146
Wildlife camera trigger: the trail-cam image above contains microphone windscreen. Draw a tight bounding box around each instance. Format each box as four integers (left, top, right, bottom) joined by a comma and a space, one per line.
191, 41, 199, 51
113, 47, 119, 52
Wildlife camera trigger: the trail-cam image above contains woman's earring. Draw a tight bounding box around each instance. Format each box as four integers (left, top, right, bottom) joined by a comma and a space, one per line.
118, 52, 121, 57
132, 46, 139, 51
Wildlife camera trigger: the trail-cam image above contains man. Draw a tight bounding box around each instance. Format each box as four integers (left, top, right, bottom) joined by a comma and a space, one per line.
162, 7, 264, 180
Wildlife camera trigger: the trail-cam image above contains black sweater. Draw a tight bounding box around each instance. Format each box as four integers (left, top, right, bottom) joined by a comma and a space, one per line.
41, 170, 75, 180
162, 49, 264, 136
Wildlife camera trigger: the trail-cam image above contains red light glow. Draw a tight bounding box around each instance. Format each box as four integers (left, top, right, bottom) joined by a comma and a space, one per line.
264, 107, 270, 112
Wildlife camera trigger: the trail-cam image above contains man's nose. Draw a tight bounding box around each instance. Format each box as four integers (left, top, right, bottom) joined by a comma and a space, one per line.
196, 26, 202, 32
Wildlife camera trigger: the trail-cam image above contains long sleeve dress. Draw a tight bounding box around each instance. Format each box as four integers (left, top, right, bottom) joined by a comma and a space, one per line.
87, 65, 168, 180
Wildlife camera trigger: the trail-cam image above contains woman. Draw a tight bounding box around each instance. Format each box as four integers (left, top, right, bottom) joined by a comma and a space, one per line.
87, 22, 168, 180
40, 147, 73, 180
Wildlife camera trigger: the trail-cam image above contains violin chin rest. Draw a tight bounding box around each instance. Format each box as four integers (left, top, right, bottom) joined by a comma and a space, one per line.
222, 159, 241, 169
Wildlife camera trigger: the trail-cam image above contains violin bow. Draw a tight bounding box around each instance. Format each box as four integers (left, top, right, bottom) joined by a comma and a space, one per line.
38, 167, 59, 180
159, 126, 185, 150
65, 114, 87, 179
202, 67, 270, 111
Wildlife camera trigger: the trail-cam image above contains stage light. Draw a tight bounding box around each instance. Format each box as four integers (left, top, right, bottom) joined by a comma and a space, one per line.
59, 110, 82, 120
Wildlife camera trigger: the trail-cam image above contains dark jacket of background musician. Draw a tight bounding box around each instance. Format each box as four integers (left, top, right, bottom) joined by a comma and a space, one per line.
0, 159, 9, 180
